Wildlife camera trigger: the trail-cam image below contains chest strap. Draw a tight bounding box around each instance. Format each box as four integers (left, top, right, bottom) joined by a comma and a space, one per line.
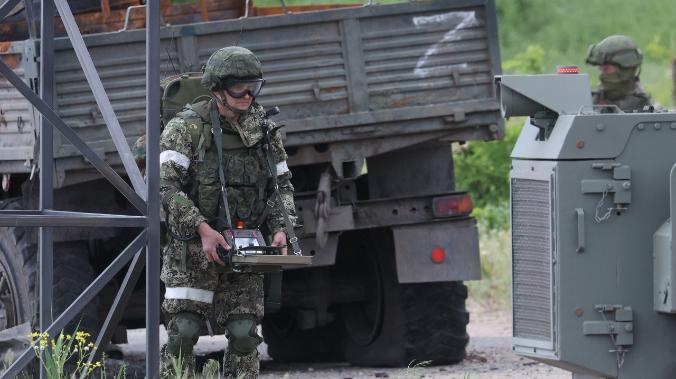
209, 101, 235, 240
259, 121, 302, 255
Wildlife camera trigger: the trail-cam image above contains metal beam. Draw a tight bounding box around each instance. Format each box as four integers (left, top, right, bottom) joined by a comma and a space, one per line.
39, 1, 55, 377
0, 0, 21, 22
53, 0, 146, 200
0, 232, 147, 378
0, 59, 146, 213
145, 0, 161, 375
0, 210, 147, 227
83, 249, 146, 374
341, 18, 369, 113
23, 0, 36, 39
81, 249, 146, 378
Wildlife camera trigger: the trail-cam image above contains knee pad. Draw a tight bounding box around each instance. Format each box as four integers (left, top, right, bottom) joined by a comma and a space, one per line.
166, 312, 203, 357
225, 315, 262, 356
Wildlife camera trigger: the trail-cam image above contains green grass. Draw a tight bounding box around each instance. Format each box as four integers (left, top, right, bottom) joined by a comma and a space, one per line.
467, 224, 512, 310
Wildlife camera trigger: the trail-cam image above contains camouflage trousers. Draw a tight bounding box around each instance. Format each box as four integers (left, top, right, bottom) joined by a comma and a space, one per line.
161, 239, 264, 379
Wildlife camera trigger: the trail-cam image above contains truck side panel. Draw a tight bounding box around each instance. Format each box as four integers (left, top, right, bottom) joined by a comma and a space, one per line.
0, 42, 37, 174
1, 0, 501, 183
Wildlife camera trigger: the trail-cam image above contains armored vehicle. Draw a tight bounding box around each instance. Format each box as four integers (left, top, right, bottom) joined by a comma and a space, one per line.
0, 0, 502, 365
498, 71, 676, 378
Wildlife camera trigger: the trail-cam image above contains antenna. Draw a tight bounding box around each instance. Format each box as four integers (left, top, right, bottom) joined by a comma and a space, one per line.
165, 31, 179, 76
166, 47, 178, 75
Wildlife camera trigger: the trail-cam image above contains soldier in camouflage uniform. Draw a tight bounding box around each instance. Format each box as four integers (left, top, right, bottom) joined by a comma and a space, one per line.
159, 46, 297, 378
586, 35, 652, 112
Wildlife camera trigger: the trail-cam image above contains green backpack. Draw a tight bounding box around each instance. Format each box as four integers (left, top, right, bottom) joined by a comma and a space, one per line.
132, 72, 212, 169
161, 72, 211, 126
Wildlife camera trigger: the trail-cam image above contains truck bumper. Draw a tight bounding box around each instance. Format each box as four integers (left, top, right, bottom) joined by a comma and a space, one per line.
392, 218, 480, 283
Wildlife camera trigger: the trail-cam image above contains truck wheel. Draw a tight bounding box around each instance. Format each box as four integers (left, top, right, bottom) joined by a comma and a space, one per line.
0, 199, 37, 334
339, 229, 470, 367
0, 199, 99, 337
262, 311, 345, 362
52, 241, 100, 335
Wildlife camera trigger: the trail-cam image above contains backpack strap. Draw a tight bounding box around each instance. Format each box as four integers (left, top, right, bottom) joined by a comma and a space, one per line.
177, 101, 212, 161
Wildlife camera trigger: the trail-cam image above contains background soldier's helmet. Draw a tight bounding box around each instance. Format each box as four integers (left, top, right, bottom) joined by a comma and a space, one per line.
585, 35, 643, 68
201, 46, 263, 91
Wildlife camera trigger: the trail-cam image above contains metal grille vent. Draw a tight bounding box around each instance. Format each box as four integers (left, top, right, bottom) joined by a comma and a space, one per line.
511, 178, 552, 343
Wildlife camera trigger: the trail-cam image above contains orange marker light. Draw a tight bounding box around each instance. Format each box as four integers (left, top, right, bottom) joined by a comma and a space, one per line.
557, 65, 579, 74
431, 247, 445, 264
432, 194, 473, 217
235, 220, 245, 229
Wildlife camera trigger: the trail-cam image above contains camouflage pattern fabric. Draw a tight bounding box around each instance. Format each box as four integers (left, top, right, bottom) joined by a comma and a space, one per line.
217, 275, 264, 379
229, 103, 297, 233
592, 81, 652, 112
132, 134, 146, 174
159, 99, 295, 377
214, 274, 264, 324
223, 349, 260, 379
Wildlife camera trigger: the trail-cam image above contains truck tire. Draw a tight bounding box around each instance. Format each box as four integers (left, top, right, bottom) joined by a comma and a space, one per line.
339, 229, 470, 367
52, 241, 100, 335
0, 199, 99, 337
262, 311, 345, 362
0, 199, 37, 333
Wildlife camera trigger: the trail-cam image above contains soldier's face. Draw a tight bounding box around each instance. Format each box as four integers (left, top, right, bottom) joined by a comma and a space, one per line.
213, 90, 252, 116
223, 88, 253, 111
599, 64, 620, 75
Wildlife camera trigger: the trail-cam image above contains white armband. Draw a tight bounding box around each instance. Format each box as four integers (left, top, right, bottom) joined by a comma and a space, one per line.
164, 287, 214, 304
160, 150, 191, 169
276, 161, 290, 175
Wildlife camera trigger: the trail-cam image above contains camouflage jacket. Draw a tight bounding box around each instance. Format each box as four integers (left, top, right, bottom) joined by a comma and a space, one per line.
592, 81, 652, 112
159, 100, 296, 238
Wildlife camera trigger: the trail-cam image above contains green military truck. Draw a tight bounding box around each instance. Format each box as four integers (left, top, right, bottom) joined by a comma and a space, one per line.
0, 0, 502, 366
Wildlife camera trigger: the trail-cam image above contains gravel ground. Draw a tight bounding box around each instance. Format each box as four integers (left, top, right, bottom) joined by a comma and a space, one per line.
115, 304, 570, 378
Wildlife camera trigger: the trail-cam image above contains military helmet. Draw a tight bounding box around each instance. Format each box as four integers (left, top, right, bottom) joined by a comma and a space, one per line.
201, 46, 263, 91
586, 35, 643, 68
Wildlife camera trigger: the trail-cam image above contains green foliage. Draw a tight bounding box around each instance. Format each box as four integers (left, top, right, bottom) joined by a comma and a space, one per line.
645, 34, 672, 63
28, 329, 127, 379
201, 359, 220, 379
455, 119, 523, 229
503, 44, 546, 74
167, 349, 190, 379
467, 227, 512, 310
496, 0, 676, 107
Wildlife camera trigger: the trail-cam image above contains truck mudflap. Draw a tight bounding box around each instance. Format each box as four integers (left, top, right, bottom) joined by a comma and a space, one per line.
392, 218, 480, 283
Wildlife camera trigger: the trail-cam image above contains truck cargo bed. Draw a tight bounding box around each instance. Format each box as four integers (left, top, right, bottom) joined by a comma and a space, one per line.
0, 0, 501, 183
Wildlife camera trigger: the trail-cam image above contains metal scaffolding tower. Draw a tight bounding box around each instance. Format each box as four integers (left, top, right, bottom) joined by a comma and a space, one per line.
0, 0, 161, 376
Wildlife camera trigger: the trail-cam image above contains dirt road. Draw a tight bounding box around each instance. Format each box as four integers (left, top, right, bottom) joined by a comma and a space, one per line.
116, 304, 570, 378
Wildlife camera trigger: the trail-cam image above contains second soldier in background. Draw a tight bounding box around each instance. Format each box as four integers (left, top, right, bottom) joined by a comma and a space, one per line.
586, 34, 652, 112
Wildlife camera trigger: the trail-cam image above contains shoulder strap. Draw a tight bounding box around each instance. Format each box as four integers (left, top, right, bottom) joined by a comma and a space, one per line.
177, 100, 213, 159
209, 100, 234, 232
259, 121, 302, 255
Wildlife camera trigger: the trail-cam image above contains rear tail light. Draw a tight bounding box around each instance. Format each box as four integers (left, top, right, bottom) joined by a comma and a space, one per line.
431, 247, 446, 264
432, 193, 473, 217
